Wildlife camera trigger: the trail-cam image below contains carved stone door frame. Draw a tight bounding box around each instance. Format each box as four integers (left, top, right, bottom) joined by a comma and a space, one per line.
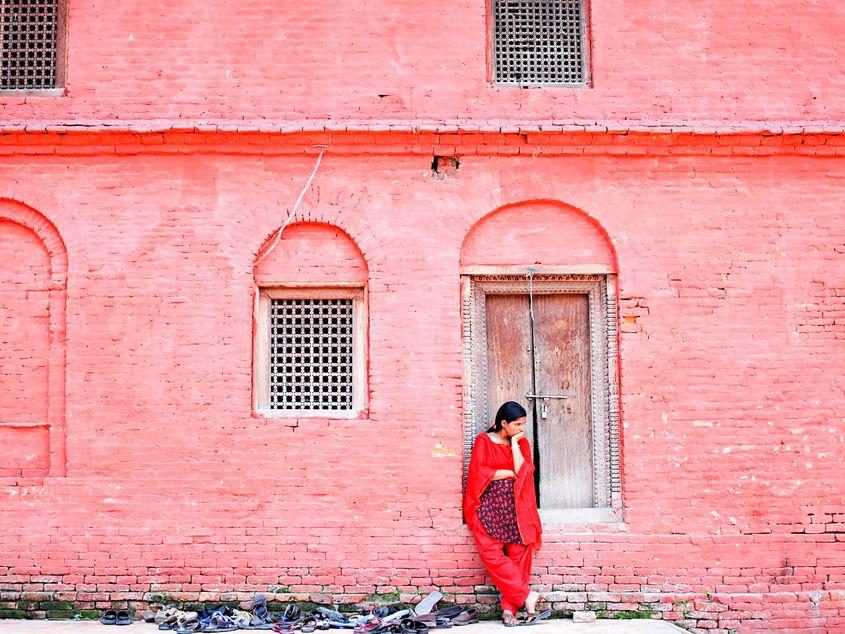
460, 268, 622, 520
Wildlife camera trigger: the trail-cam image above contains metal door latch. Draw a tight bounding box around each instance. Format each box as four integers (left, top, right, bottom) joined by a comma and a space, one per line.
525, 393, 568, 419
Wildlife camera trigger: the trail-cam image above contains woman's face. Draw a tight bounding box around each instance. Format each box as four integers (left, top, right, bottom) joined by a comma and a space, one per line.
501, 416, 527, 437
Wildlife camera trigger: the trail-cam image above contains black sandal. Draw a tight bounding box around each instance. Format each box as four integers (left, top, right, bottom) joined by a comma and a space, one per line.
519, 609, 552, 626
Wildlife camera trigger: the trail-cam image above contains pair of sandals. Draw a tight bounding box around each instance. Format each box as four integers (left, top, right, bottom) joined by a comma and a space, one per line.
501, 609, 552, 628
100, 610, 132, 626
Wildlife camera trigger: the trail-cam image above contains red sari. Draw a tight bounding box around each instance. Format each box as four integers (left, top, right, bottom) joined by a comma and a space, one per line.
463, 432, 542, 612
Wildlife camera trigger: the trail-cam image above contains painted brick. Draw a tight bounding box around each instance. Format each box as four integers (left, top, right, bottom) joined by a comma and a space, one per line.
0, 2, 843, 632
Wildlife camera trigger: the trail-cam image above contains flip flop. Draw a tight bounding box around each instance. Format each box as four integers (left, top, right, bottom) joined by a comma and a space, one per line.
414, 592, 443, 616
101, 610, 118, 625
382, 610, 411, 625
519, 609, 552, 626
312, 607, 347, 622
253, 594, 274, 623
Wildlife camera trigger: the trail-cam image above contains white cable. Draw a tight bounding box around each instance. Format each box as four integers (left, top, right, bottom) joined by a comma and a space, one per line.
255, 144, 329, 264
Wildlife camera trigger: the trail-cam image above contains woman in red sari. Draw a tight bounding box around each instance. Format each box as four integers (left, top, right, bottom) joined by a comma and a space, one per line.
463, 401, 543, 626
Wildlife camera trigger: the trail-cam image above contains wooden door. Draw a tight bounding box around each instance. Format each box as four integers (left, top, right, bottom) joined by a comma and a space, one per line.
485, 293, 594, 508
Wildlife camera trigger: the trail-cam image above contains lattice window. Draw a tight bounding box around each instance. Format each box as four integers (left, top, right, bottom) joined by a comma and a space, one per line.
1, 0, 61, 89
270, 298, 354, 411
493, 0, 587, 85
255, 288, 366, 415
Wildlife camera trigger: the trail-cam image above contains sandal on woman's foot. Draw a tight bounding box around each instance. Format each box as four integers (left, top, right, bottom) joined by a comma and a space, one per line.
519, 610, 552, 626
502, 611, 518, 628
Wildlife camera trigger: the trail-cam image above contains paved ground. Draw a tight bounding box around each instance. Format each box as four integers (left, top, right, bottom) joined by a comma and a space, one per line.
0, 620, 688, 633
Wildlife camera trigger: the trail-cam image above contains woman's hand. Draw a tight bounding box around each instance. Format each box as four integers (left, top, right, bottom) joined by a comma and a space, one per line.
492, 469, 516, 480
510, 432, 526, 474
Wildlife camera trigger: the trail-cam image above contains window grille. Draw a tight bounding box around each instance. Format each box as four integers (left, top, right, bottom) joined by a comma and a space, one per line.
269, 298, 354, 411
1, 0, 60, 89
493, 0, 586, 85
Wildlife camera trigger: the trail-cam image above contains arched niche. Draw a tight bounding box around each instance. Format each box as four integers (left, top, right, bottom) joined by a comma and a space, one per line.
252, 222, 369, 416
254, 222, 368, 286
459, 200, 621, 518
0, 199, 67, 479
461, 199, 617, 271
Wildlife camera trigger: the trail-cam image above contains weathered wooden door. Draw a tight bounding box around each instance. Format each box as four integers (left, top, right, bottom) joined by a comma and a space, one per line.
485, 293, 594, 508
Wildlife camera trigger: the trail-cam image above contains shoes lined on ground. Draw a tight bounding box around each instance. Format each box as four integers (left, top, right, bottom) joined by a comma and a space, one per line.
109, 592, 528, 631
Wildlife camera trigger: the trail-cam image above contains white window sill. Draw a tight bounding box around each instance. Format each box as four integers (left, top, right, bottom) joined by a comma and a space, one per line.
0, 88, 66, 97
539, 507, 624, 527
254, 408, 366, 420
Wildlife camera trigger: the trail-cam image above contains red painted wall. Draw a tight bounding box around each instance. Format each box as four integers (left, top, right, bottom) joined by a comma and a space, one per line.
1, 1, 844, 632
0, 0, 843, 124
0, 144, 843, 631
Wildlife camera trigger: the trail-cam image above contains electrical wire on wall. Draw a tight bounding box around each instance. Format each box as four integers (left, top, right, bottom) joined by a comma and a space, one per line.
255, 144, 329, 264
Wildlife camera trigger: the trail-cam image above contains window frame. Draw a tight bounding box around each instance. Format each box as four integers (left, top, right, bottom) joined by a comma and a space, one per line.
253, 284, 367, 418
0, 0, 67, 94
488, 0, 592, 88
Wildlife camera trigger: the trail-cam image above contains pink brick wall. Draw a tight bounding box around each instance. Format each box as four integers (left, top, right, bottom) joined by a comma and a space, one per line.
0, 140, 843, 632
0, 1, 844, 631
0, 0, 843, 124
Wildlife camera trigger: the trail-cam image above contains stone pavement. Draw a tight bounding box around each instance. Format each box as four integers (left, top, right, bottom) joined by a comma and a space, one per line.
0, 620, 688, 633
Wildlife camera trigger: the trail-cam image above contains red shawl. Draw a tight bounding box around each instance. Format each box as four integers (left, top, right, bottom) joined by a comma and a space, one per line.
463, 432, 542, 548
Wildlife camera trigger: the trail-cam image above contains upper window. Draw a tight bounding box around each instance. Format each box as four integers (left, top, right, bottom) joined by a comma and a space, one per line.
492, 0, 589, 86
1, 0, 62, 90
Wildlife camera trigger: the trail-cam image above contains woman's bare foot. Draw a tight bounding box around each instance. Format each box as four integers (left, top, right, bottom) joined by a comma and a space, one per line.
502, 610, 518, 627
524, 590, 541, 615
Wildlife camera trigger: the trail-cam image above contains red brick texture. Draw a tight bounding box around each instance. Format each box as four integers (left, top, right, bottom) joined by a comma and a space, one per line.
1, 1, 844, 632
0, 0, 843, 124
0, 132, 842, 634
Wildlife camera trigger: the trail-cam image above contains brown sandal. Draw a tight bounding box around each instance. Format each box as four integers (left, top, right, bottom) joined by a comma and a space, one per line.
502, 611, 518, 627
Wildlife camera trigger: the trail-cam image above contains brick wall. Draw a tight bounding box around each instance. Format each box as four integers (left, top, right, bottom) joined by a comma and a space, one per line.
0, 0, 843, 124
0, 132, 843, 632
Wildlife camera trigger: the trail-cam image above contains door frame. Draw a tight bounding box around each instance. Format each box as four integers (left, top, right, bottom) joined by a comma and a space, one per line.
460, 266, 622, 520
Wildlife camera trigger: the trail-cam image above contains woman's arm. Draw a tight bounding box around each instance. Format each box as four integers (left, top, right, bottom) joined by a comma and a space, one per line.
492, 469, 516, 480
511, 433, 526, 474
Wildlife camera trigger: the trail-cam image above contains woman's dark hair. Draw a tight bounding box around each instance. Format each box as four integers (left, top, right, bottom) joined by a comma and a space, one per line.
488, 401, 528, 432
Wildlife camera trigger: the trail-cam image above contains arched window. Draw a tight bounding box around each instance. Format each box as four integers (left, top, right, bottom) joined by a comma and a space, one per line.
0, 201, 67, 478
460, 200, 620, 521
253, 222, 368, 417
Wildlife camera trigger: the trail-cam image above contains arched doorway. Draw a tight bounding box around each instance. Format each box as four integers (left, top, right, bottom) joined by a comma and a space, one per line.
460, 201, 620, 520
